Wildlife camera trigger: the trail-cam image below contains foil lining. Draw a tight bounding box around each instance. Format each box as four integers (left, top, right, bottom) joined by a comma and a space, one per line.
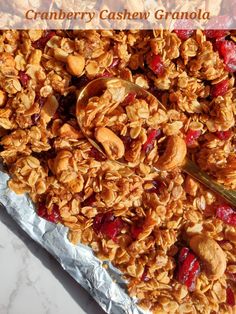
0, 166, 149, 314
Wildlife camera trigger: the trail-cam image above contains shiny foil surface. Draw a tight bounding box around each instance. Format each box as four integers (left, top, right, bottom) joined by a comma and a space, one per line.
0, 166, 148, 314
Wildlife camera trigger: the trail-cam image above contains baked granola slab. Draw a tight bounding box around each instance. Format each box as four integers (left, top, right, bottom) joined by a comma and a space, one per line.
0, 30, 235, 313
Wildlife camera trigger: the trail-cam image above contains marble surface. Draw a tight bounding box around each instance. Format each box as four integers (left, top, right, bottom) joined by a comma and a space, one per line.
0, 208, 105, 314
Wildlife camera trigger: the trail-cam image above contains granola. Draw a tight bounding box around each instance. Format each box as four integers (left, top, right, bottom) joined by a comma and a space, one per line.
0, 29, 235, 313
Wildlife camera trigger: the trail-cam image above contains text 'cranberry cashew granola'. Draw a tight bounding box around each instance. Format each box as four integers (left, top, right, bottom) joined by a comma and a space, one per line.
0, 29, 235, 313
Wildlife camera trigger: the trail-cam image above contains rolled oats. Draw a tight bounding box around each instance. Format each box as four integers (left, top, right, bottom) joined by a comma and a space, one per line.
0, 29, 235, 314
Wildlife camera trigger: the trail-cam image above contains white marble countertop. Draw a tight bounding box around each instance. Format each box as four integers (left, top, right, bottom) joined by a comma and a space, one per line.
0, 208, 105, 314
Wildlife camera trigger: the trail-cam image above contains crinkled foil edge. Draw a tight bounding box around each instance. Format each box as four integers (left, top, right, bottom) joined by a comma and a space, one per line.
0, 167, 148, 314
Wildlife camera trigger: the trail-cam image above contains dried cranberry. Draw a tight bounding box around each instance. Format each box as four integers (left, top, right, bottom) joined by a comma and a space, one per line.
122, 92, 137, 106
131, 224, 143, 240
178, 247, 189, 262
32, 30, 55, 49
205, 30, 228, 39
89, 147, 107, 161
205, 16, 231, 39
174, 29, 194, 41
174, 20, 195, 40
216, 203, 236, 226
101, 218, 123, 240
215, 130, 232, 140
216, 40, 236, 72
149, 55, 164, 76
37, 204, 60, 223
141, 266, 149, 282
226, 287, 235, 306
19, 71, 30, 88
176, 247, 200, 291
185, 129, 201, 146
211, 79, 229, 98
143, 129, 162, 153
93, 212, 123, 241
37, 203, 46, 218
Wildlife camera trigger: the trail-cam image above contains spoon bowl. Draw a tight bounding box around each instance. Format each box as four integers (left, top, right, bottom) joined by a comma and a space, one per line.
76, 77, 236, 207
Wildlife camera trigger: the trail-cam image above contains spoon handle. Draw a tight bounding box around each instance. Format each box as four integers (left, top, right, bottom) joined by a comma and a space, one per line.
182, 159, 236, 207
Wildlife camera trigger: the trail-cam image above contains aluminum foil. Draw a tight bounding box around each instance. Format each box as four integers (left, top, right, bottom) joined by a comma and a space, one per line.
0, 165, 149, 314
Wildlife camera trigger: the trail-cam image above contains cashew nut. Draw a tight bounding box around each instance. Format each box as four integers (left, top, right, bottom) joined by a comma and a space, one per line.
185, 175, 199, 196
0, 90, 7, 107
155, 135, 187, 171
190, 235, 226, 280
66, 54, 85, 76
94, 127, 125, 160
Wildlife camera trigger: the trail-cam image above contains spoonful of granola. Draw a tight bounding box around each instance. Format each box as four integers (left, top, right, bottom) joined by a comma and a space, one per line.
76, 77, 236, 207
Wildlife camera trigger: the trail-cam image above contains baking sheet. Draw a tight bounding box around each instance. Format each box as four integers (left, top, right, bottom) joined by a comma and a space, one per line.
0, 165, 148, 314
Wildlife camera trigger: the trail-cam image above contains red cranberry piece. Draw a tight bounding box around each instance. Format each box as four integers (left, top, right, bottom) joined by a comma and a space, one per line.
215, 130, 232, 140
93, 212, 123, 241
211, 79, 229, 98
37, 204, 60, 223
149, 55, 164, 76
184, 257, 200, 291
174, 29, 194, 41
226, 287, 235, 306
32, 31, 55, 50
174, 20, 195, 40
19, 71, 30, 88
100, 218, 123, 241
143, 129, 162, 153
216, 204, 236, 226
216, 40, 236, 72
131, 224, 143, 240
185, 129, 201, 146
205, 16, 231, 39
178, 247, 189, 262
141, 266, 149, 282
122, 92, 137, 106
176, 247, 200, 291
205, 30, 228, 39
37, 203, 46, 218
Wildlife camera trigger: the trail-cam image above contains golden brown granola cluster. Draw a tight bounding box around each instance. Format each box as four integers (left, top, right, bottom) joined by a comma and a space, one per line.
0, 29, 236, 313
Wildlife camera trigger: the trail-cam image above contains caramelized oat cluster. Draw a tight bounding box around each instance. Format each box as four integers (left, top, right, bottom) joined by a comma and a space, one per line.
81, 83, 187, 169
0, 29, 236, 313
